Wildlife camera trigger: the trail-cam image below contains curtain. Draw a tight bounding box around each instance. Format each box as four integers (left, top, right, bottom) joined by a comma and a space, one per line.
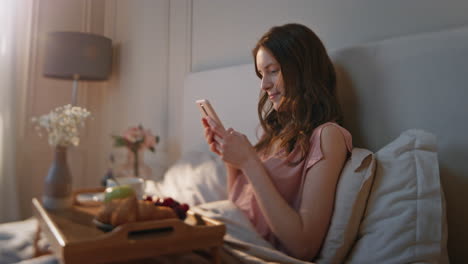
0, 0, 19, 222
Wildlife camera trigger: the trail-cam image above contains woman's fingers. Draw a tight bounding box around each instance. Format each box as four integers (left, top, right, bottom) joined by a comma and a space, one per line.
202, 117, 224, 156
210, 142, 222, 155
205, 126, 226, 146
214, 134, 223, 145
204, 117, 247, 159
222, 128, 239, 144
205, 128, 213, 142
206, 116, 226, 136
201, 117, 210, 128
225, 128, 236, 137
209, 143, 217, 153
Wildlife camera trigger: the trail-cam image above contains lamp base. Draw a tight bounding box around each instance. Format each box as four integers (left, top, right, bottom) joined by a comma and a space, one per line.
71, 75, 79, 106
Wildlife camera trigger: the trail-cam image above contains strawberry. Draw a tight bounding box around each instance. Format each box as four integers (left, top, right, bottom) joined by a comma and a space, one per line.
174, 206, 187, 220
162, 197, 175, 207
180, 203, 189, 212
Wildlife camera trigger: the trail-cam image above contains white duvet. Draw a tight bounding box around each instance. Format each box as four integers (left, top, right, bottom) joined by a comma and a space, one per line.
193, 200, 314, 264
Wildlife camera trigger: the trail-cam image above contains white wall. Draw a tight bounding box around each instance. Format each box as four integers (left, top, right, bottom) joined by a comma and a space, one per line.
191, 0, 468, 72
100, 0, 170, 181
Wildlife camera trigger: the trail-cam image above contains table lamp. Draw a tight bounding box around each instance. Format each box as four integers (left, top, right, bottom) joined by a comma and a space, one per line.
43, 31, 112, 105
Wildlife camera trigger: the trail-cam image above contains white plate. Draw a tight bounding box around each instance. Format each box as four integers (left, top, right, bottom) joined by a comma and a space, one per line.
76, 192, 104, 203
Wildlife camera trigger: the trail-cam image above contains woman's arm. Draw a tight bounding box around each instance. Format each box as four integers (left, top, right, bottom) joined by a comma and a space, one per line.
221, 125, 348, 260
225, 163, 239, 193
201, 117, 239, 193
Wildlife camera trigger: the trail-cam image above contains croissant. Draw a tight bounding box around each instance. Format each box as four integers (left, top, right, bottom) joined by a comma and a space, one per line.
110, 196, 138, 226
95, 199, 119, 224
137, 200, 177, 221
96, 196, 177, 226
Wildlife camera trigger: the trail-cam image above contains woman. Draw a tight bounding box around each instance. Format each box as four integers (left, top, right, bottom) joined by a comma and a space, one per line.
202, 23, 352, 261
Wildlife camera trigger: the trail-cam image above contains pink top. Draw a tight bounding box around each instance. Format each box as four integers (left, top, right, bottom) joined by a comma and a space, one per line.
228, 122, 353, 247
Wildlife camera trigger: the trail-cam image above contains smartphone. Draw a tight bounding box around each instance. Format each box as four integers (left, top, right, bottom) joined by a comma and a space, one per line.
195, 99, 225, 131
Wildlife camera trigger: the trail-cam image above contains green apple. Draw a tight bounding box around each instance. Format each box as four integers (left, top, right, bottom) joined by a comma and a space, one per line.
104, 185, 135, 202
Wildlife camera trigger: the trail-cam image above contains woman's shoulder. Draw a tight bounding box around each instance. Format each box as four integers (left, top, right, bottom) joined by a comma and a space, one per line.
302, 122, 352, 170
310, 122, 353, 152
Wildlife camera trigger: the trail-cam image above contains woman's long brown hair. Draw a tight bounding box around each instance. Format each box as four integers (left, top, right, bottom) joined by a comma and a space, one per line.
253, 23, 343, 164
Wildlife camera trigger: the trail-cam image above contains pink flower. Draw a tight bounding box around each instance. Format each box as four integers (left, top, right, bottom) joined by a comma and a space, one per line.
123, 126, 144, 143
114, 125, 159, 152
112, 124, 159, 177
143, 129, 156, 149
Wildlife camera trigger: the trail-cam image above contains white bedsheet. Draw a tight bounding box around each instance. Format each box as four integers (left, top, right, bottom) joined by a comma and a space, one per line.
193, 200, 314, 264
0, 218, 56, 264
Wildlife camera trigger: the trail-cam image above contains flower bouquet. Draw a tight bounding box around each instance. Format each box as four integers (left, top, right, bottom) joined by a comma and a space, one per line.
32, 104, 91, 147
112, 125, 159, 178
32, 104, 91, 209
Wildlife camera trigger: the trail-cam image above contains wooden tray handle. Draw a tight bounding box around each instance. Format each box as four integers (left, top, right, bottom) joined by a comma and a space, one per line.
108, 218, 189, 241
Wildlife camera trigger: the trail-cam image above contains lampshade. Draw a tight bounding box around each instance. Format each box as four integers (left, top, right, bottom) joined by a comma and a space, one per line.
43, 31, 112, 80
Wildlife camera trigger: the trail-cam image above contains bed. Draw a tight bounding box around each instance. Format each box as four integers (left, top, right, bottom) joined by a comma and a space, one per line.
2, 24, 466, 263
177, 24, 465, 263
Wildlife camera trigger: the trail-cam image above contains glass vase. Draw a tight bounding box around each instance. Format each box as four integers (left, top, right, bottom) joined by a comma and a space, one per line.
42, 146, 72, 210
115, 149, 152, 180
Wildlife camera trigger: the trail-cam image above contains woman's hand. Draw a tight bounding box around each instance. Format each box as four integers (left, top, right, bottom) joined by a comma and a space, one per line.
202, 117, 243, 192
202, 116, 256, 169
201, 117, 222, 155
218, 129, 257, 170
205, 117, 257, 169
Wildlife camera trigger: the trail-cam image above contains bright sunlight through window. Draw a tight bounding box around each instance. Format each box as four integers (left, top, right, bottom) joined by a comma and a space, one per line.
0, 0, 15, 175
0, 0, 14, 56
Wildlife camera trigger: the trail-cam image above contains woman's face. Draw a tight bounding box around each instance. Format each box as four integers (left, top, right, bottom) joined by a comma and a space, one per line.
256, 47, 284, 111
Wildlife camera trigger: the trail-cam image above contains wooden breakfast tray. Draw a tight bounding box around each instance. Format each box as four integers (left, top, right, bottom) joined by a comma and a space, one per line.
32, 189, 226, 264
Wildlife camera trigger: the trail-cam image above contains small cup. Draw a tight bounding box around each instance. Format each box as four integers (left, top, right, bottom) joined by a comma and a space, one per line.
106, 177, 145, 199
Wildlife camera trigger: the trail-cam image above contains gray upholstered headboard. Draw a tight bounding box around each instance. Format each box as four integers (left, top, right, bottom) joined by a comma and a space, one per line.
181, 25, 468, 262
332, 26, 468, 262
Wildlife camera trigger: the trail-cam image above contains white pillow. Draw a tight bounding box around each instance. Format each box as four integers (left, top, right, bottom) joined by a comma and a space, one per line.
145, 150, 227, 206
317, 148, 376, 264
346, 129, 449, 264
